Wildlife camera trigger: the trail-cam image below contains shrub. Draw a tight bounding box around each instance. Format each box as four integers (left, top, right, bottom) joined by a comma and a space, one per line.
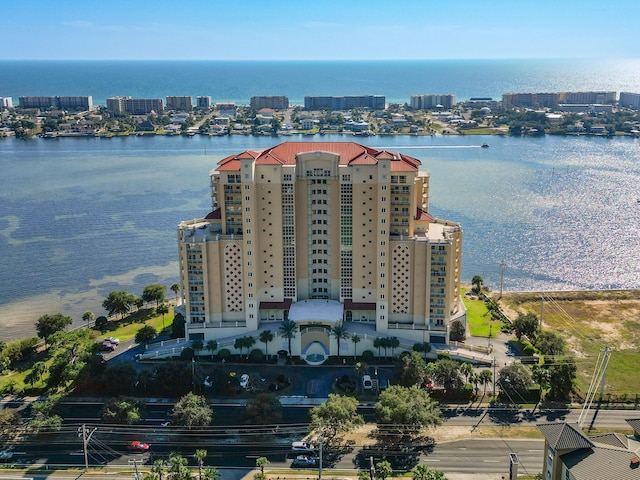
522, 341, 535, 356
437, 351, 451, 360
248, 349, 264, 362
218, 348, 231, 360
361, 350, 374, 361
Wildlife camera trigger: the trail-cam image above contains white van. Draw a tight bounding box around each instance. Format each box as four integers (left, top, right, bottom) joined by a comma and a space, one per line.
291, 441, 315, 452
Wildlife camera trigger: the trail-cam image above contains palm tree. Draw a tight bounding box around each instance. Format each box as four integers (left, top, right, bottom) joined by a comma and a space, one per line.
202, 468, 220, 480
192, 339, 204, 361
256, 456, 270, 474
82, 311, 94, 328
168, 453, 189, 480
157, 303, 169, 331
460, 362, 474, 385
471, 275, 484, 294
389, 336, 400, 357
479, 369, 493, 395
259, 330, 274, 357
206, 340, 218, 359
234, 336, 255, 357
373, 337, 383, 359
330, 324, 349, 358
194, 449, 207, 480
413, 341, 432, 361
152, 459, 168, 480
351, 334, 361, 359
279, 319, 298, 356
170, 283, 181, 303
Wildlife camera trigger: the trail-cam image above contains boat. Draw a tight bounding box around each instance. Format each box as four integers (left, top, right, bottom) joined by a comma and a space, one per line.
481, 143, 489, 148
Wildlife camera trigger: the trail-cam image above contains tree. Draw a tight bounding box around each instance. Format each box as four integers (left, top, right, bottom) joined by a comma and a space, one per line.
331, 324, 349, 358
546, 357, 577, 401
29, 395, 63, 432
498, 363, 532, 401
449, 320, 466, 342
234, 336, 255, 356
413, 341, 431, 360
430, 359, 464, 393
513, 312, 539, 341
102, 290, 136, 319
142, 284, 167, 308
172, 312, 186, 338
413, 464, 448, 480
400, 351, 429, 387
241, 393, 282, 425
194, 449, 208, 480
135, 325, 158, 348
35, 313, 73, 346
0, 408, 21, 437
351, 334, 361, 359
374, 385, 443, 435
310, 393, 364, 440
279, 319, 298, 355
95, 315, 108, 332
259, 330, 274, 357
171, 283, 181, 303
192, 339, 204, 360
375, 460, 393, 480
256, 457, 270, 474
167, 453, 190, 480
460, 362, 474, 385
103, 397, 144, 424
27, 361, 47, 386
82, 311, 94, 328
206, 340, 218, 358
203, 467, 221, 480
157, 303, 170, 331
151, 459, 168, 480
471, 275, 484, 293
534, 330, 565, 356
373, 337, 383, 358
479, 369, 493, 395
388, 336, 400, 357
172, 392, 213, 428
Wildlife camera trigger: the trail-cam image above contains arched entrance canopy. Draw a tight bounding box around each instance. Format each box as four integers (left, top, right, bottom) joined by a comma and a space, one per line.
288, 299, 344, 324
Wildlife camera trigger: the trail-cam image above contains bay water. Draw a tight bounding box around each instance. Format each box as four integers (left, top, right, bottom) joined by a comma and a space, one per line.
1, 133, 639, 341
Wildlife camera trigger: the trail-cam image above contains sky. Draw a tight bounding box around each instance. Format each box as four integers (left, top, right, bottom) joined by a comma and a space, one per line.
3, 0, 638, 61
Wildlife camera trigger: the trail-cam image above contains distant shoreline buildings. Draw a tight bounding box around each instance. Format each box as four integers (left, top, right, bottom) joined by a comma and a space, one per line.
6, 90, 640, 113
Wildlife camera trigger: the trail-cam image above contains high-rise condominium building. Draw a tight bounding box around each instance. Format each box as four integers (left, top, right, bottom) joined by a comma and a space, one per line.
197, 96, 212, 109
106, 96, 164, 115
620, 92, 640, 109
176, 142, 464, 363
166, 96, 194, 111
250, 96, 289, 110
18, 96, 92, 110
410, 94, 456, 109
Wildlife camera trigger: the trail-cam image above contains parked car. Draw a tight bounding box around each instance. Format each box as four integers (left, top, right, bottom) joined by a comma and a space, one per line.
379, 378, 389, 390
292, 455, 317, 467
128, 441, 150, 453
291, 441, 315, 452
0, 450, 13, 462
104, 336, 120, 345
239, 373, 250, 389
102, 342, 116, 352
423, 378, 434, 390
362, 374, 373, 390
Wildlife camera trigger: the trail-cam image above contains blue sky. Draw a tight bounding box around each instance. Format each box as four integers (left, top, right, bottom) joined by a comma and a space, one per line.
4, 0, 638, 60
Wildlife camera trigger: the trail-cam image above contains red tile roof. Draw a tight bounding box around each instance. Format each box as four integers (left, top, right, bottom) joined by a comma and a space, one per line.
216, 142, 421, 171
204, 209, 222, 220
415, 208, 433, 222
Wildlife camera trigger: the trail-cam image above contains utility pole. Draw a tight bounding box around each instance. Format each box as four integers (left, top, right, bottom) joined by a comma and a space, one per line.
369, 456, 376, 480
499, 260, 505, 299
492, 356, 497, 398
77, 424, 97, 470
318, 434, 323, 480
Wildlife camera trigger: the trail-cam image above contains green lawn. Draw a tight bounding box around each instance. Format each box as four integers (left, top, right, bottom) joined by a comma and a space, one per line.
462, 288, 505, 337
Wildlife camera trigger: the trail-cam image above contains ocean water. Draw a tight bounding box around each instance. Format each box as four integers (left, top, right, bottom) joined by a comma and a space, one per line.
1, 59, 640, 106
1, 133, 639, 341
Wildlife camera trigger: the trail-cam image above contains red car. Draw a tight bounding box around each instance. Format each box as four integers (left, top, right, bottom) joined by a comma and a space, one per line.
128, 441, 150, 453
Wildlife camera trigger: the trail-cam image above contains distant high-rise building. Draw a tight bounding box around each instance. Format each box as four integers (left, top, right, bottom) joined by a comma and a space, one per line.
619, 92, 640, 109
304, 95, 385, 110
18, 96, 92, 111
106, 96, 163, 115
502, 91, 615, 109
176, 141, 464, 361
166, 96, 193, 111
0, 97, 13, 109
250, 96, 289, 110
197, 96, 212, 109
410, 94, 456, 109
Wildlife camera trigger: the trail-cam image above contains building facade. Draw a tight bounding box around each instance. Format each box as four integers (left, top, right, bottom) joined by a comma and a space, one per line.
410, 94, 456, 109
0, 97, 12, 109
176, 142, 464, 363
166, 96, 193, 111
197, 96, 212, 109
106, 96, 164, 115
304, 95, 385, 111
18, 96, 92, 110
250, 96, 289, 110
620, 92, 640, 109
